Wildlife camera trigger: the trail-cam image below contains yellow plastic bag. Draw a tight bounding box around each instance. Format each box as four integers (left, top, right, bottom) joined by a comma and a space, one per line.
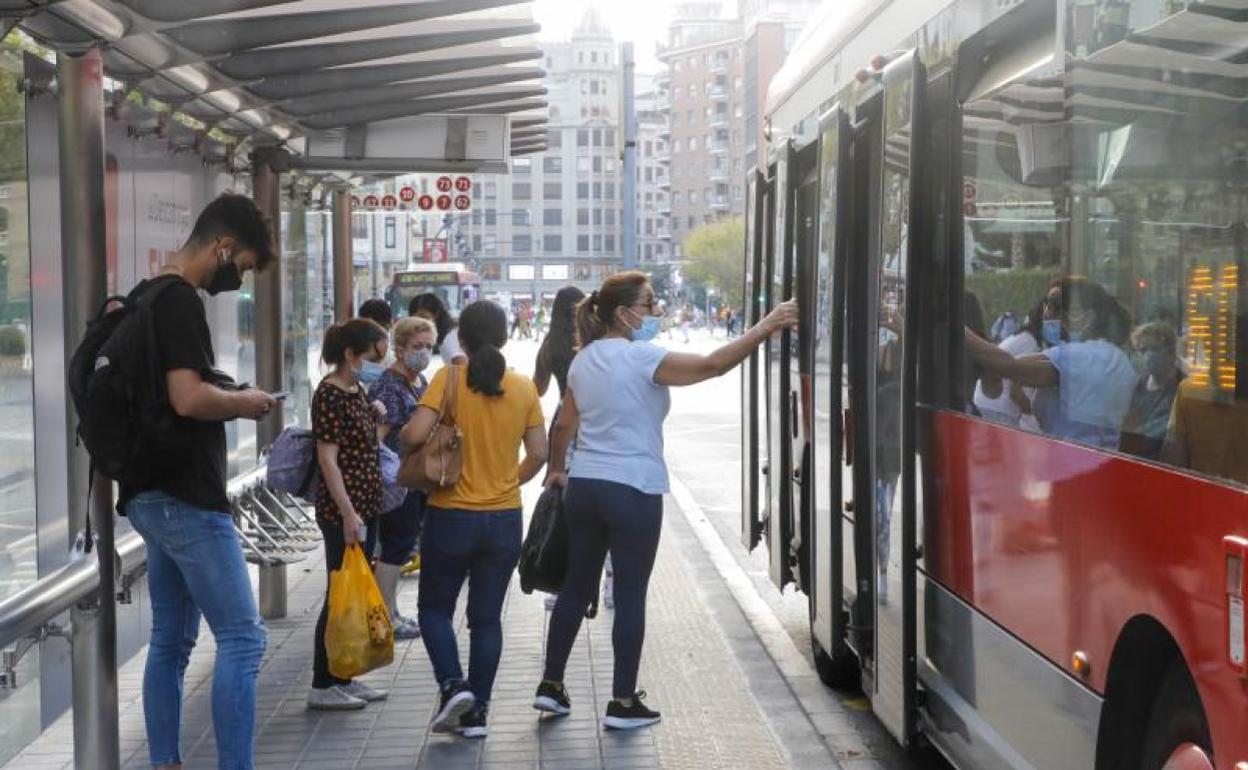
326, 544, 394, 679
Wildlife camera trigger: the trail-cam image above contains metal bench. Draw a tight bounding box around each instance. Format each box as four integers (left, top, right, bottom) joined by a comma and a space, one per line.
227, 467, 322, 619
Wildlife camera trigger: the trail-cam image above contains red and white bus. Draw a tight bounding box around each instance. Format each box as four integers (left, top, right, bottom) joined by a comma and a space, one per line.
384, 262, 480, 319
741, 0, 1248, 767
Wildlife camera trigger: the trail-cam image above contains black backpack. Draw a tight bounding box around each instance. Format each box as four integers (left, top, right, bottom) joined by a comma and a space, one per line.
68, 276, 187, 488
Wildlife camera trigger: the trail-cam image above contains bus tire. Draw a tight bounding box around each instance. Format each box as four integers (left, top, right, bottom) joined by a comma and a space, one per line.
812, 635, 860, 690
1138, 662, 1212, 770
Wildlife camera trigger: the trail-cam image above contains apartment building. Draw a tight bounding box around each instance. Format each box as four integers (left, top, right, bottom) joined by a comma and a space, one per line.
457, 8, 625, 304
635, 80, 674, 266
657, 0, 817, 252
658, 5, 746, 254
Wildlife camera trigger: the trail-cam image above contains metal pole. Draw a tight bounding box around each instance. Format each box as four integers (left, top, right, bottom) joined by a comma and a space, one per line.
621, 42, 638, 270
251, 159, 283, 451
369, 212, 378, 297
57, 47, 121, 770
332, 187, 354, 321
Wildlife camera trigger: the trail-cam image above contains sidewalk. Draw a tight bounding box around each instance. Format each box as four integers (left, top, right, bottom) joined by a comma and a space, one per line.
4, 484, 868, 770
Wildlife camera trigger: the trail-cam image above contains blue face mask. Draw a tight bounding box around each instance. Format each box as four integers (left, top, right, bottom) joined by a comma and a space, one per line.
1042, 318, 1063, 346
357, 360, 386, 385
630, 314, 662, 343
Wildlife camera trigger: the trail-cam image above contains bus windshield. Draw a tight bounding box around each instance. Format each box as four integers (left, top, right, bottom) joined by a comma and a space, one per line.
385, 267, 481, 319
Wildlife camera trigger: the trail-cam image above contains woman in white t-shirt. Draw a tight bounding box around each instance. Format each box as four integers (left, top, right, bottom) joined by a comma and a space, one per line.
531, 272, 797, 730
408, 292, 467, 367
972, 293, 1058, 430
966, 276, 1136, 449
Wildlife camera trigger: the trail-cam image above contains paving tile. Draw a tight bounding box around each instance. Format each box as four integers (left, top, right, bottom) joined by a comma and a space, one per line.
4, 489, 852, 770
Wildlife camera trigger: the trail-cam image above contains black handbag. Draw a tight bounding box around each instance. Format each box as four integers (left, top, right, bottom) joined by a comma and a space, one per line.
519, 485, 569, 595
518, 485, 598, 618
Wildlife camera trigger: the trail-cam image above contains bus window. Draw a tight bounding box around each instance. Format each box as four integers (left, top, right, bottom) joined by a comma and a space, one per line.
958, 5, 1248, 485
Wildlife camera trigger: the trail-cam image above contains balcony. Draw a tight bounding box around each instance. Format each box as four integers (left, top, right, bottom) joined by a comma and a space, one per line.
657, 200, 672, 214
709, 195, 730, 209
709, 112, 728, 129
709, 58, 729, 75
709, 166, 729, 182
708, 84, 729, 101
658, 176, 671, 190
708, 139, 729, 156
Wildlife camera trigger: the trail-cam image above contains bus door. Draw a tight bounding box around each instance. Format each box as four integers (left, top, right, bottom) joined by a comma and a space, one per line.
741, 168, 766, 550
766, 144, 796, 590
790, 140, 821, 592
809, 105, 850, 672
846, 51, 926, 745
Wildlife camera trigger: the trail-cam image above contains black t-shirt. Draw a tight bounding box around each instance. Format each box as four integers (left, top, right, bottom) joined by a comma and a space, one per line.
118, 275, 230, 514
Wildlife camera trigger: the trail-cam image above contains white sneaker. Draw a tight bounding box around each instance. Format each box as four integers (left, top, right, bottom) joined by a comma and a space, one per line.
307, 685, 367, 710
340, 680, 389, 702
603, 577, 614, 610
544, 594, 558, 611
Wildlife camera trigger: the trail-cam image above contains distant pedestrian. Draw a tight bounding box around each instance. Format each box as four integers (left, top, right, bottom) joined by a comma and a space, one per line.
357, 299, 394, 386
401, 300, 548, 738
409, 293, 466, 366
533, 271, 798, 730
307, 318, 392, 711
122, 194, 276, 770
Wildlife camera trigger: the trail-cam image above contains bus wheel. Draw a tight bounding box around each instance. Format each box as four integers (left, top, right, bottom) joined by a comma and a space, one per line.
1139, 663, 1212, 770
812, 636, 860, 690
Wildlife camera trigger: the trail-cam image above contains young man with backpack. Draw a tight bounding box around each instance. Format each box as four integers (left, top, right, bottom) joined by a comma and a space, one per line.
113, 194, 277, 770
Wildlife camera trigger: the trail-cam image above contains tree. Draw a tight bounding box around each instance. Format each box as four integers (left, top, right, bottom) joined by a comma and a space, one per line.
682, 217, 745, 309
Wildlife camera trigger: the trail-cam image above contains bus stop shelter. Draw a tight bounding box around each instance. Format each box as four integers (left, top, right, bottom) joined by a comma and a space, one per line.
0, 1, 546, 766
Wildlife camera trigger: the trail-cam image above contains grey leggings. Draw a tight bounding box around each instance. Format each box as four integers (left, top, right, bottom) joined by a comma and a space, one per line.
542, 478, 662, 699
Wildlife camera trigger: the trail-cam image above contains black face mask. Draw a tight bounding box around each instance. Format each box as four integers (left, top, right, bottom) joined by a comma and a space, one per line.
206, 260, 243, 295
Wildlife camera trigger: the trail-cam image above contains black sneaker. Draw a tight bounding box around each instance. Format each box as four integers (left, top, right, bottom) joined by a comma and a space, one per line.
431, 680, 476, 734
602, 691, 661, 730
532, 681, 571, 715
456, 703, 489, 739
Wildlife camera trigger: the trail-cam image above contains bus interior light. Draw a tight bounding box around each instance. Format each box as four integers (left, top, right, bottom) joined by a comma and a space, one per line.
1225, 536, 1248, 675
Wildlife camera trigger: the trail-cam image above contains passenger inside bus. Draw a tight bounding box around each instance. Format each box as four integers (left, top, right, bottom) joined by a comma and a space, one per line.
1118, 322, 1183, 460
972, 291, 1050, 430
1160, 313, 1248, 485
964, 276, 1138, 449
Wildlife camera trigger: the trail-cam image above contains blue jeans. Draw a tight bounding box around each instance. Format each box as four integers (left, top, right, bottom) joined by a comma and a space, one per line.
126, 491, 267, 770
418, 507, 522, 704
542, 479, 662, 698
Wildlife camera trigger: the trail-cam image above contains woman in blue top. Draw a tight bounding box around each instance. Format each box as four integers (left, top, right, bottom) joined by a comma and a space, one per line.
366, 315, 436, 640
533, 271, 797, 730
966, 276, 1137, 449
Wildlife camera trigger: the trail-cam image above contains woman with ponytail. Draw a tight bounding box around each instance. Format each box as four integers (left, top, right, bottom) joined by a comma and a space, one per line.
533, 271, 797, 730
307, 319, 391, 711
400, 300, 548, 737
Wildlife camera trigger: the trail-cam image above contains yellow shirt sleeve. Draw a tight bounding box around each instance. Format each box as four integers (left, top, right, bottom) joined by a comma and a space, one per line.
419, 367, 449, 413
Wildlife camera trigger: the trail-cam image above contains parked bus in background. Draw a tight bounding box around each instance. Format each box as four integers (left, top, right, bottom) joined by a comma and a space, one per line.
741, 0, 1248, 768
384, 263, 480, 320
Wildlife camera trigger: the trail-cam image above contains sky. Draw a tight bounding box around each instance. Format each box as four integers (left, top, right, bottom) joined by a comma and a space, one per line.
532, 0, 680, 75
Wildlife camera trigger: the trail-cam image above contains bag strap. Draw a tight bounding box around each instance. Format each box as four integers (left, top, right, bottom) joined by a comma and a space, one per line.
135, 276, 187, 401
439, 365, 459, 427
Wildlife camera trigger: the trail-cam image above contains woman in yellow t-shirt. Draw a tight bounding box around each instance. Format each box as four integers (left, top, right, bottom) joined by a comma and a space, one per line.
400, 300, 547, 738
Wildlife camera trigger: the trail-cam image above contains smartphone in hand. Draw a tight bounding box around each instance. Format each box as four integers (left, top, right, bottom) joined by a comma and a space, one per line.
270, 390, 292, 401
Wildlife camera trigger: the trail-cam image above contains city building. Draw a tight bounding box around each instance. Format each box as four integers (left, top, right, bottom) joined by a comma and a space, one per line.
657, 0, 818, 252
740, 0, 820, 172
456, 7, 625, 306
658, 3, 746, 253
635, 78, 674, 266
